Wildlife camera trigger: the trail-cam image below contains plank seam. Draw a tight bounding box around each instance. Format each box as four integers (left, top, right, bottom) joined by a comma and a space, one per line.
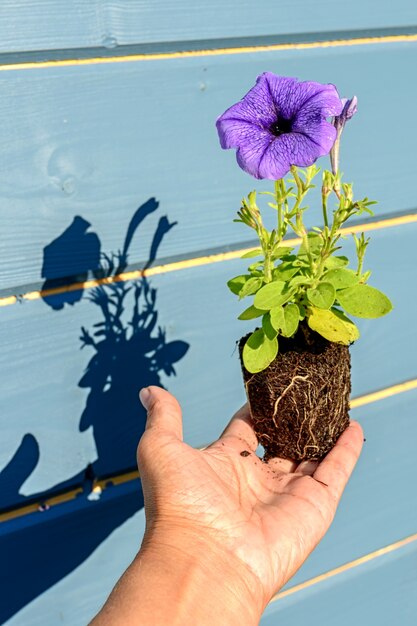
1, 25, 416, 66
1, 33, 417, 71
0, 376, 416, 524
1, 213, 415, 308
272, 531, 417, 603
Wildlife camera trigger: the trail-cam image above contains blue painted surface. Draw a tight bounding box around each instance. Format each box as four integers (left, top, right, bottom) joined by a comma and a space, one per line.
0, 1, 416, 54
1, 221, 416, 510
1, 5, 417, 624
0, 479, 143, 624
262, 535, 417, 625
2, 389, 416, 624
1, 43, 417, 289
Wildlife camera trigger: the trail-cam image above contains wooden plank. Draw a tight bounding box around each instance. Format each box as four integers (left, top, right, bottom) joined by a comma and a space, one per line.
1, 42, 417, 290
278, 388, 417, 591
0, 478, 143, 625
0, 220, 415, 509
2, 388, 417, 625
262, 527, 417, 625
0, 1, 416, 54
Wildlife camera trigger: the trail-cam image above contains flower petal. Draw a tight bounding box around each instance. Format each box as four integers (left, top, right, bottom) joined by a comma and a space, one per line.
216, 118, 261, 150
291, 87, 342, 153
256, 138, 293, 180
263, 73, 342, 120
216, 73, 277, 128
234, 130, 275, 179
292, 118, 338, 155
270, 132, 325, 169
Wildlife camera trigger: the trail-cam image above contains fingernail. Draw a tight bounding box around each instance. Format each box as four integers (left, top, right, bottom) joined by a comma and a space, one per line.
139, 387, 151, 409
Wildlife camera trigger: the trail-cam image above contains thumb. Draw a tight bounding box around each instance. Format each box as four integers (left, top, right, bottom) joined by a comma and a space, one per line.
139, 385, 183, 441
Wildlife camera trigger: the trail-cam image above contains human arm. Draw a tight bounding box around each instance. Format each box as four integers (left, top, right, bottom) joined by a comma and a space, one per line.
91, 385, 363, 625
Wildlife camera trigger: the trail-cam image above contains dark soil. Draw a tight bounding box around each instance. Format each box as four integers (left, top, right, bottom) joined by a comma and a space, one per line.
239, 323, 351, 461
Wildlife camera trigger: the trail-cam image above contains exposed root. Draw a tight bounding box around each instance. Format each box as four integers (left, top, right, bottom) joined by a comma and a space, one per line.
271, 375, 309, 429
240, 323, 351, 461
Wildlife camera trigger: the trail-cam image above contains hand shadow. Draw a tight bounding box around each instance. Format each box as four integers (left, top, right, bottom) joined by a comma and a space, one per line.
0, 199, 189, 623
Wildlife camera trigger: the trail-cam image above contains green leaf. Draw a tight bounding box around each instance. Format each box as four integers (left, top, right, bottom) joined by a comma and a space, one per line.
271, 245, 294, 259
280, 254, 297, 263
238, 277, 263, 299
336, 284, 393, 318
306, 282, 336, 309
248, 190, 257, 206
254, 281, 292, 310
270, 303, 300, 337
324, 268, 359, 290
242, 329, 278, 373
241, 248, 263, 259
298, 303, 307, 319
289, 275, 313, 288
227, 275, 250, 295
307, 307, 360, 344
273, 264, 299, 281
270, 306, 284, 331
324, 255, 349, 269
361, 270, 372, 282
238, 305, 266, 320
282, 304, 300, 337
262, 313, 277, 339
298, 233, 323, 257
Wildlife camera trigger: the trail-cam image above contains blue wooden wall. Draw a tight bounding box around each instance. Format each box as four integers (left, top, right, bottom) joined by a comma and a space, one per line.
1, 2, 417, 624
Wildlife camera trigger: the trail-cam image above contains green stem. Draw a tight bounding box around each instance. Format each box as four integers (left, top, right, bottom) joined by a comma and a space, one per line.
291, 166, 314, 273
297, 213, 314, 273
314, 217, 339, 282
274, 180, 283, 242
263, 252, 272, 283
290, 166, 304, 215
322, 194, 329, 229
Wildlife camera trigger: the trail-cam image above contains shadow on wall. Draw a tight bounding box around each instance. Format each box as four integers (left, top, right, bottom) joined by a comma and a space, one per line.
0, 199, 189, 623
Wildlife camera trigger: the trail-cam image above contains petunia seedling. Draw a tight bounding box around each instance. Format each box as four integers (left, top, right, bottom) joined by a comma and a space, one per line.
217, 72, 392, 374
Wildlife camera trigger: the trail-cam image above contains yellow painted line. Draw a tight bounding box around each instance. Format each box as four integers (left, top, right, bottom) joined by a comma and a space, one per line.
95, 470, 139, 490
0, 487, 83, 523
0, 475, 140, 524
1, 34, 417, 72
272, 530, 417, 602
1, 376, 416, 525
351, 378, 417, 409
1, 213, 415, 309
0, 295, 18, 307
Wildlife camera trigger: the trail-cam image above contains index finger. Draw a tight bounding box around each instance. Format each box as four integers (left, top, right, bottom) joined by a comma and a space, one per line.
313, 420, 364, 501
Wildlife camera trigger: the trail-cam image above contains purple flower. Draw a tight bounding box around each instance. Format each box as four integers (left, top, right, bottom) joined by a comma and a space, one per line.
216, 72, 343, 180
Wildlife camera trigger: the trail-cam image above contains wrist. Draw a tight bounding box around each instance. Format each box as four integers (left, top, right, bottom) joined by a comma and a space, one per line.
138, 525, 265, 626
93, 523, 265, 625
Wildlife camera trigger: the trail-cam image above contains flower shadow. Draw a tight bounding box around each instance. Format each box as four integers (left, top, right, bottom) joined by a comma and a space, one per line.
0, 199, 189, 622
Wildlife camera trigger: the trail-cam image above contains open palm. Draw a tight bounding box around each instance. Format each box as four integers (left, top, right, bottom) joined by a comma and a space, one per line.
137, 386, 363, 608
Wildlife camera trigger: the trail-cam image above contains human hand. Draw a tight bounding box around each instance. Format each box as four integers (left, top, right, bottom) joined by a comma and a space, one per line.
92, 385, 362, 625
139, 387, 362, 606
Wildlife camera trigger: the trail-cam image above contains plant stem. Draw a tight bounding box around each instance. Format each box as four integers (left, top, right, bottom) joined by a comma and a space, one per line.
275, 179, 283, 243
314, 214, 340, 282
290, 166, 314, 273
322, 194, 329, 229
263, 252, 272, 283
